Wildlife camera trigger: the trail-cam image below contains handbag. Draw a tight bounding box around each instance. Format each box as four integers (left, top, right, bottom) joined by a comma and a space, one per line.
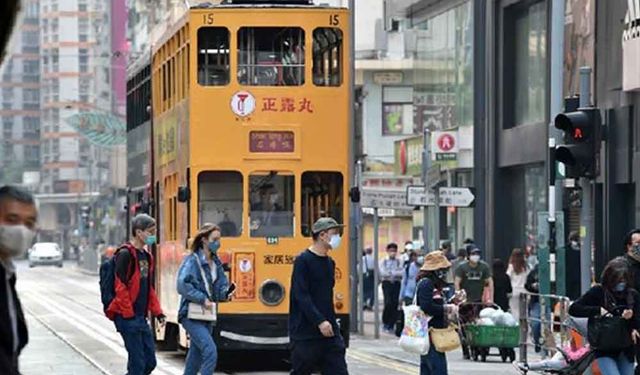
187, 254, 217, 322
399, 279, 431, 355
429, 324, 461, 353
587, 315, 632, 351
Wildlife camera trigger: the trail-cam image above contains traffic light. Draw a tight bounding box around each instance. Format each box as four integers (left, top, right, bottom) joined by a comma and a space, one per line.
554, 107, 602, 179
80, 205, 91, 230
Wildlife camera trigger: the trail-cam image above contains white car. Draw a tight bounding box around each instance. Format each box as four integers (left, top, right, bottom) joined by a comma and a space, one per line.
28, 242, 63, 268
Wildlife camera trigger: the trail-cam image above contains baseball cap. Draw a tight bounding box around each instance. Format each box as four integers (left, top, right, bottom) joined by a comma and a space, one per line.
469, 247, 481, 255
311, 217, 344, 234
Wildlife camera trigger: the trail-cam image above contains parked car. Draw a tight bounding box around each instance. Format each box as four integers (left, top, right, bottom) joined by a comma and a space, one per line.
28, 242, 63, 268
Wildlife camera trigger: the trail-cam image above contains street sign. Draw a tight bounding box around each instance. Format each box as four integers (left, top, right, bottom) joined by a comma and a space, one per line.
427, 165, 442, 189
360, 188, 412, 210
406, 186, 475, 207
536, 211, 566, 250
431, 130, 459, 161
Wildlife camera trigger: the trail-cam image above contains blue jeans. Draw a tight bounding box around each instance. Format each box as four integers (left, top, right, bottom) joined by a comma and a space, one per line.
597, 353, 634, 375
114, 316, 157, 375
420, 345, 447, 375
529, 302, 541, 350
181, 318, 217, 375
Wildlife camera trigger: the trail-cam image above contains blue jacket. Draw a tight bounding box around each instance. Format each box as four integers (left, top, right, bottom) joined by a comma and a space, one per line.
399, 261, 420, 301
177, 249, 230, 322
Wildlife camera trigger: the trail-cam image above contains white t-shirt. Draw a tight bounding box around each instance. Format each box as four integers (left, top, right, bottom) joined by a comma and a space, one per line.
507, 263, 529, 290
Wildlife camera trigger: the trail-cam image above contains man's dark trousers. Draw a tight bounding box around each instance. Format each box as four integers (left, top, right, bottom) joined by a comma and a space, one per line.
291, 336, 348, 375
115, 316, 157, 375
382, 280, 401, 329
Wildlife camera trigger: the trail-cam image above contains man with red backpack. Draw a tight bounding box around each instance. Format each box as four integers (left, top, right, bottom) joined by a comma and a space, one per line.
102, 214, 165, 375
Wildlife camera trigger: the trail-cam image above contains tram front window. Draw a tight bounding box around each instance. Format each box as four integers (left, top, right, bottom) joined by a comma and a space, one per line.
249, 173, 294, 237
238, 27, 305, 86
301, 172, 343, 237
198, 171, 243, 237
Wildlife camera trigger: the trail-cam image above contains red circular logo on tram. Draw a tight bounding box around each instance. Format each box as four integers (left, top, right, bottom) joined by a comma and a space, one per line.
437, 133, 456, 152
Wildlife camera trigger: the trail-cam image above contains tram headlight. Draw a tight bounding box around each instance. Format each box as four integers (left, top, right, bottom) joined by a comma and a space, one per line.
259, 279, 286, 306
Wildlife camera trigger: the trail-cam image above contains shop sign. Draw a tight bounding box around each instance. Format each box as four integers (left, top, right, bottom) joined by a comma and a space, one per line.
394, 135, 423, 176
373, 72, 404, 85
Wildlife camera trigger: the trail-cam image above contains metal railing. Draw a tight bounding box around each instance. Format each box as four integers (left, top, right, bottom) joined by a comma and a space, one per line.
518, 291, 572, 365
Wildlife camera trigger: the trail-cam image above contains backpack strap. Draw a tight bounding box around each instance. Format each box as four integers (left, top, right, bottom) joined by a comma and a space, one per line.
115, 243, 137, 282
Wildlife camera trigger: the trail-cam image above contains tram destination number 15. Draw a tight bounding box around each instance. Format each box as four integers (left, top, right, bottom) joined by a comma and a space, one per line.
203, 14, 340, 27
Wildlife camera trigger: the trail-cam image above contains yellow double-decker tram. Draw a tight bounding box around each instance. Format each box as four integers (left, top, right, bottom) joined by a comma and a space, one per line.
148, 0, 351, 353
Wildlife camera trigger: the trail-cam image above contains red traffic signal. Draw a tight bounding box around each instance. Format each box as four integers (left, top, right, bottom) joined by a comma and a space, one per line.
554, 108, 602, 179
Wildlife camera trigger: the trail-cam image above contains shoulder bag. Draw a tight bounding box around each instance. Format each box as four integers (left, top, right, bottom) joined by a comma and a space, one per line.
429, 324, 461, 353
187, 253, 217, 322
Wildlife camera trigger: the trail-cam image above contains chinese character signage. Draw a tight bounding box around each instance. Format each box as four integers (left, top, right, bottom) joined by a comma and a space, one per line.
233, 253, 255, 301
249, 131, 295, 153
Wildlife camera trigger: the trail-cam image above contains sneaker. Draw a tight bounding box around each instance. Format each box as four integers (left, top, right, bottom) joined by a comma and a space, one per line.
512, 361, 529, 373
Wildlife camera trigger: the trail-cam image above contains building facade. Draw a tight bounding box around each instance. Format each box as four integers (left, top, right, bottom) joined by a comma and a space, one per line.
0, 0, 41, 190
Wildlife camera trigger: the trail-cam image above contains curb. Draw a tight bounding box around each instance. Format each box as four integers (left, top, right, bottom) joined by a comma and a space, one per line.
75, 266, 99, 276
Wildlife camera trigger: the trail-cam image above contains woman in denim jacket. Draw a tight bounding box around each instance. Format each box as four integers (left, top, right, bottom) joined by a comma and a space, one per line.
177, 223, 234, 375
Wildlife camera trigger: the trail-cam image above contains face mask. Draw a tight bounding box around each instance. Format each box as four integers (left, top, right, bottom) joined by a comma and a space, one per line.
208, 240, 220, 254
269, 194, 278, 205
614, 282, 626, 292
0, 225, 36, 258
469, 255, 481, 263
570, 241, 580, 251
435, 269, 448, 280
144, 234, 157, 246
417, 256, 425, 264
329, 234, 342, 250
632, 244, 640, 257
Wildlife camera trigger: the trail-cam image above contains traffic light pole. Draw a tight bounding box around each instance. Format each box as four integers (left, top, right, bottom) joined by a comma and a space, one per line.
422, 128, 432, 251
545, 0, 565, 297
579, 67, 593, 294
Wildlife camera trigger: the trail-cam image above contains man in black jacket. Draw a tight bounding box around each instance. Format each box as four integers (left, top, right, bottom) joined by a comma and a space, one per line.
623, 229, 640, 375
289, 217, 348, 375
0, 186, 38, 375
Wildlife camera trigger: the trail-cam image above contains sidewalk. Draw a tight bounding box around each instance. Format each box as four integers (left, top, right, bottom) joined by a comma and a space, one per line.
21, 312, 105, 375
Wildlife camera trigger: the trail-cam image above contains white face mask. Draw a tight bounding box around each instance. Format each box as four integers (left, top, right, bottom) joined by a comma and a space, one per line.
469, 255, 481, 263
0, 225, 36, 258
329, 234, 342, 250
269, 194, 278, 205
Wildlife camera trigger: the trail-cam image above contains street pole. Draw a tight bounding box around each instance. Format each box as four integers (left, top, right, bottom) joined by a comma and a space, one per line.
422, 128, 431, 252
373, 207, 380, 339
579, 67, 593, 294
546, 0, 565, 296
348, 0, 358, 333
356, 160, 365, 334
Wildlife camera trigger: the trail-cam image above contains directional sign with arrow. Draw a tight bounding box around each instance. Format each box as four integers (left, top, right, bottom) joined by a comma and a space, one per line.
406, 186, 475, 207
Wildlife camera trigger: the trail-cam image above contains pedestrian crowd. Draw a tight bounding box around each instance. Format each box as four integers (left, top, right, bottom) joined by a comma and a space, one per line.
363, 229, 640, 375
0, 184, 350, 375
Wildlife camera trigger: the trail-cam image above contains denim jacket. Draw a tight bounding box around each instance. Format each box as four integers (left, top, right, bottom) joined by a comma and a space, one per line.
177, 249, 230, 322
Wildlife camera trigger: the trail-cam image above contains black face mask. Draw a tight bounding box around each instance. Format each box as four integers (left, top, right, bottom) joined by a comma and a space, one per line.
435, 270, 448, 280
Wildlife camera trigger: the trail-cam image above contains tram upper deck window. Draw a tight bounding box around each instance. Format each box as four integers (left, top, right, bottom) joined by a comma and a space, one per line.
197, 27, 230, 86
249, 172, 294, 237
198, 171, 242, 237
313, 28, 343, 87
238, 27, 305, 86
301, 172, 343, 236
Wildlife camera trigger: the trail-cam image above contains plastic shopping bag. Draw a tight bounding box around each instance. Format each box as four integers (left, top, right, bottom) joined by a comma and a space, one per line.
398, 304, 431, 355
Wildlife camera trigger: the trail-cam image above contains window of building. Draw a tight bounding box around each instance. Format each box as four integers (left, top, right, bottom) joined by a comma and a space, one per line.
504, 1, 547, 128
238, 27, 305, 86
313, 28, 343, 86
23, 89, 39, 103
301, 172, 343, 237
197, 27, 230, 86
413, 1, 473, 132
249, 172, 294, 238
79, 4, 87, 11
198, 171, 243, 237
382, 86, 414, 135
